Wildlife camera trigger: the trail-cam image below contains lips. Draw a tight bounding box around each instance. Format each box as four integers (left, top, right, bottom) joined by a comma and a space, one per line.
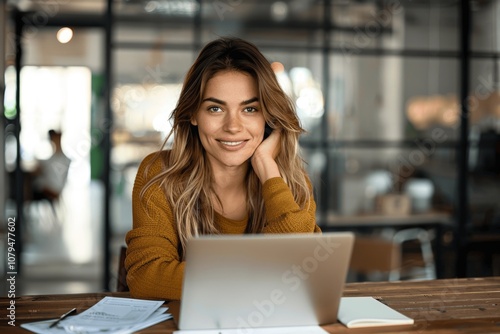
219, 140, 244, 146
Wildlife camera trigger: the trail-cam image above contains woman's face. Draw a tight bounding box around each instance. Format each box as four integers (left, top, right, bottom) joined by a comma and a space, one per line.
191, 70, 266, 172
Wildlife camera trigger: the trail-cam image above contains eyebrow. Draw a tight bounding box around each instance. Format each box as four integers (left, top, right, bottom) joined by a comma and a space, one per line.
202, 97, 259, 105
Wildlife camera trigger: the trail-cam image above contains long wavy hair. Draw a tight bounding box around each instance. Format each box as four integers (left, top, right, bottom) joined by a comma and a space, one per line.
141, 37, 311, 257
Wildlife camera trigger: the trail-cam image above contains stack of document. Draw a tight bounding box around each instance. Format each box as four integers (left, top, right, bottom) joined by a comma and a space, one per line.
21, 296, 172, 334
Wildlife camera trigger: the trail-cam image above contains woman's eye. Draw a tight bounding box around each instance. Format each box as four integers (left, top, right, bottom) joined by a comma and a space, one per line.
244, 107, 258, 113
208, 106, 222, 113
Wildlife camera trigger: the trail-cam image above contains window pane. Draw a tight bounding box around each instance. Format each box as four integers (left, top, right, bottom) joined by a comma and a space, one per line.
402, 1, 459, 51
470, 59, 500, 127
331, 1, 459, 52
327, 54, 460, 141
471, 0, 500, 53
114, 21, 194, 45
330, 2, 402, 51
301, 147, 328, 214
403, 57, 460, 140
114, 49, 193, 86
114, 0, 196, 45
323, 146, 456, 218
115, 0, 199, 18
262, 50, 324, 140
201, 0, 324, 47
112, 49, 194, 164
111, 48, 194, 238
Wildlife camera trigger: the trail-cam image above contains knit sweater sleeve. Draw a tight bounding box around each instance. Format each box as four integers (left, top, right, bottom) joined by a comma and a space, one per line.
262, 177, 321, 233
125, 153, 184, 301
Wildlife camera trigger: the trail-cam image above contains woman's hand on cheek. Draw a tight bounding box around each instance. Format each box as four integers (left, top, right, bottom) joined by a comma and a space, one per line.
251, 129, 281, 183
258, 129, 281, 158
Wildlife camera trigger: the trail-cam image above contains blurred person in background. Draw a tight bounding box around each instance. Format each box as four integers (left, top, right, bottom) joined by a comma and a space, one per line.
32, 129, 71, 204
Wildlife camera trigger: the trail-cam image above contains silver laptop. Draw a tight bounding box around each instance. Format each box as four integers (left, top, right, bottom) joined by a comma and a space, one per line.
178, 232, 354, 331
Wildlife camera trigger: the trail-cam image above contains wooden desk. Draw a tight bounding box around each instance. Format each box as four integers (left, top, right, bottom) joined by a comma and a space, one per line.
319, 212, 453, 278
1, 277, 498, 333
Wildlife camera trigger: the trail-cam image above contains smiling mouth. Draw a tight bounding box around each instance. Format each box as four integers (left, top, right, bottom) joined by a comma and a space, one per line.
219, 140, 244, 146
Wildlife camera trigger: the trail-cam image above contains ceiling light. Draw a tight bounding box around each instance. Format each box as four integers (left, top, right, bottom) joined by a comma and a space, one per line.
57, 27, 73, 44
271, 1, 288, 22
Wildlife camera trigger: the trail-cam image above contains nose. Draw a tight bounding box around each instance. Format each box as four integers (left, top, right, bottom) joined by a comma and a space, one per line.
223, 112, 243, 133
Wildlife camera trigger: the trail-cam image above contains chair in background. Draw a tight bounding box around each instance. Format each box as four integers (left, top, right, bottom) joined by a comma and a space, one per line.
392, 228, 436, 280
349, 228, 436, 281
349, 235, 402, 281
117, 246, 129, 292
18, 169, 64, 230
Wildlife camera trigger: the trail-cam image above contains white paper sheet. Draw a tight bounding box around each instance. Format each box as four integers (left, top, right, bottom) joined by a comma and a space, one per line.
21, 297, 171, 334
21, 319, 70, 334
21, 312, 172, 334
61, 296, 164, 329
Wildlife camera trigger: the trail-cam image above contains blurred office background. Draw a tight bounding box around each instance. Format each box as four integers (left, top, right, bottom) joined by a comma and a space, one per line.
0, 0, 499, 295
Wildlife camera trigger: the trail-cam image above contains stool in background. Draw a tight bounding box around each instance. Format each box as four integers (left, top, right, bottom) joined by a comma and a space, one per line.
349, 227, 436, 281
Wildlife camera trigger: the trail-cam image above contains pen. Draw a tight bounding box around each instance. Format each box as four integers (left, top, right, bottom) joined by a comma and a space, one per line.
49, 307, 77, 328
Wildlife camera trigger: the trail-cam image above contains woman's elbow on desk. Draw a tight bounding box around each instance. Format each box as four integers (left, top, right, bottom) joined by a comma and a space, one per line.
127, 262, 184, 301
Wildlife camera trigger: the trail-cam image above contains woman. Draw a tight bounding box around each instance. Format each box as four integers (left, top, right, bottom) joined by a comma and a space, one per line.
125, 37, 320, 301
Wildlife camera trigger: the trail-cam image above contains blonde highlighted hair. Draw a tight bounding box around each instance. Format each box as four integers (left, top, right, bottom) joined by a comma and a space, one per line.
142, 37, 311, 257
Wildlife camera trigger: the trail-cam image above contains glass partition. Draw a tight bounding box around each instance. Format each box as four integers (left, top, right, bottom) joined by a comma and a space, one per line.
110, 48, 193, 244
201, 0, 324, 47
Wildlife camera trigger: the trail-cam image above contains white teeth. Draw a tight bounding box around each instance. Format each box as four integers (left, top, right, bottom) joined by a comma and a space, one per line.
220, 141, 243, 146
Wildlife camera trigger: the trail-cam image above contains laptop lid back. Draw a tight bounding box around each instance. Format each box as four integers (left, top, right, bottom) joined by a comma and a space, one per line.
179, 232, 354, 331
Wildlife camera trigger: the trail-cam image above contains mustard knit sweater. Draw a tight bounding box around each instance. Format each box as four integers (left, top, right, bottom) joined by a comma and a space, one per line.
125, 152, 320, 301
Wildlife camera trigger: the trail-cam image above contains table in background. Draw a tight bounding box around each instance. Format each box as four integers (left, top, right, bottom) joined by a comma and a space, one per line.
319, 211, 453, 278
1, 277, 498, 333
